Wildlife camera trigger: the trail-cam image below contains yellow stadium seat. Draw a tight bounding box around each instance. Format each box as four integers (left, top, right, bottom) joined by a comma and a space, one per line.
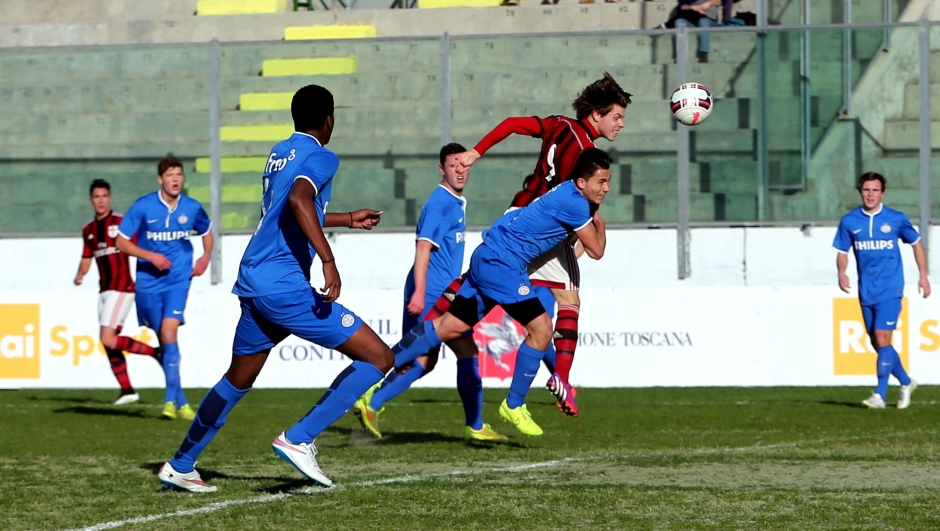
240, 92, 293, 111
186, 184, 262, 203
418, 0, 501, 8
261, 57, 357, 76
196, 0, 286, 15
284, 25, 377, 40
195, 157, 268, 174
220, 124, 294, 142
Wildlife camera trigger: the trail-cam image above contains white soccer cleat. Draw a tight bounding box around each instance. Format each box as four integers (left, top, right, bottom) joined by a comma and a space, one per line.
898, 380, 918, 409
862, 392, 886, 409
272, 432, 333, 487
157, 462, 218, 493
113, 392, 140, 406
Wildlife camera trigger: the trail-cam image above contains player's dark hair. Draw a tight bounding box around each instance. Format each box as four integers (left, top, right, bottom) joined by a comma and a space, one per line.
292, 85, 334, 132
572, 72, 633, 121
439, 142, 466, 165
89, 179, 111, 197
158, 156, 184, 176
569, 148, 612, 182
857, 171, 886, 192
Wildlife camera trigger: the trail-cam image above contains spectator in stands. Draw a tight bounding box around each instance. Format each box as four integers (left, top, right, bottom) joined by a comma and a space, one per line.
664, 0, 731, 63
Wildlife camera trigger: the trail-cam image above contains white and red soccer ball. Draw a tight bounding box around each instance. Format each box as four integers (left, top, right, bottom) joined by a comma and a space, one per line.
670, 83, 713, 126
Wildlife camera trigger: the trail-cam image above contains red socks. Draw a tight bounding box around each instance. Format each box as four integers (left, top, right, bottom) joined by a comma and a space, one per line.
553, 304, 579, 382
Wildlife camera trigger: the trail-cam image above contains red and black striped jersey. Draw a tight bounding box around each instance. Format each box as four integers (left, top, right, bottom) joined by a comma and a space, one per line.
473, 115, 599, 208
81, 211, 135, 293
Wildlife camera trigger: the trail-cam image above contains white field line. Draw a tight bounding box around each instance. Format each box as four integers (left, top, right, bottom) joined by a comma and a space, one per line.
68, 458, 583, 531
67, 431, 915, 531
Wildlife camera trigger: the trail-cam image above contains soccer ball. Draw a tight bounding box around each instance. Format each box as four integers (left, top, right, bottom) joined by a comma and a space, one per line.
670, 83, 713, 126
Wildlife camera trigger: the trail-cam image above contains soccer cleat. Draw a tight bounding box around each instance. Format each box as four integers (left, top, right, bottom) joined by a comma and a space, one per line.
898, 380, 918, 409
546, 373, 579, 418
465, 423, 509, 441
178, 404, 197, 421
352, 383, 383, 439
862, 392, 886, 409
498, 399, 543, 436
113, 391, 140, 406
161, 401, 178, 420
272, 432, 332, 487
158, 462, 218, 493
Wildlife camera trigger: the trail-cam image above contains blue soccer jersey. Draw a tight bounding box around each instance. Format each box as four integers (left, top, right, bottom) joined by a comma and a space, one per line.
833, 204, 920, 305
404, 185, 467, 307
233, 133, 338, 298
482, 180, 592, 269
118, 191, 211, 293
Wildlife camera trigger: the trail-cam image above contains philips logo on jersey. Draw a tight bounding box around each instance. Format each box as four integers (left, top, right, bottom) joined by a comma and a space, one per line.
456, 231, 465, 243
147, 230, 190, 242
266, 149, 297, 173
854, 240, 894, 251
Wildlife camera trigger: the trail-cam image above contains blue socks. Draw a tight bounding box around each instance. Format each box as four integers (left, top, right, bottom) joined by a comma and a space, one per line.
285, 360, 384, 444
541, 341, 557, 375
886, 344, 911, 386
392, 321, 442, 368
371, 361, 426, 410
875, 345, 893, 399
507, 342, 546, 409
874, 344, 911, 399
170, 375, 249, 473
457, 357, 483, 430
162, 342, 187, 406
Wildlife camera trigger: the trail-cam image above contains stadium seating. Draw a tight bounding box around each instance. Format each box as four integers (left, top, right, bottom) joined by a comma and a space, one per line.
0, 0, 933, 233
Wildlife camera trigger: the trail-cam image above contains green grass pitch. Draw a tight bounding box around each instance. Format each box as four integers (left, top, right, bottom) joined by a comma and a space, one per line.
3, 386, 940, 530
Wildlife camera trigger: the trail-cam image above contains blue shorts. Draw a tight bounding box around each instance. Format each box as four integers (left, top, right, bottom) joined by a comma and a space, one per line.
861, 298, 902, 333
453, 246, 541, 323
136, 283, 190, 331
233, 288, 363, 356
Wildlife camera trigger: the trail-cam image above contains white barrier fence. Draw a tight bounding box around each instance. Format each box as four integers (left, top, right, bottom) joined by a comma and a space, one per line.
2, 228, 938, 389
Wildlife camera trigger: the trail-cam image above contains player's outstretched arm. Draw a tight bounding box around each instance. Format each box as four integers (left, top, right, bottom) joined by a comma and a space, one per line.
191, 232, 214, 278
575, 220, 605, 260
324, 209, 383, 230
74, 257, 92, 285
461, 116, 543, 170
288, 178, 341, 302
116, 235, 172, 270
836, 252, 851, 293
912, 241, 931, 298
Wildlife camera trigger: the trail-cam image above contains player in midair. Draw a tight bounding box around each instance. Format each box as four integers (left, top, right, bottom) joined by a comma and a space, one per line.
116, 157, 214, 421
452, 73, 630, 416
388, 148, 610, 437
74, 179, 161, 405
833, 171, 931, 409
352, 143, 507, 441
158, 84, 390, 492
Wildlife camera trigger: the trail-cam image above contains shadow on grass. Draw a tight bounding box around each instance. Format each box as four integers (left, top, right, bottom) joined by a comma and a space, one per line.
256, 479, 328, 494
817, 400, 870, 409
379, 431, 527, 448
29, 395, 110, 405
53, 405, 150, 418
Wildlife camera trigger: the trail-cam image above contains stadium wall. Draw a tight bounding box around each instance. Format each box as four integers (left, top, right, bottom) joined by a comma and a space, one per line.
2, 226, 939, 390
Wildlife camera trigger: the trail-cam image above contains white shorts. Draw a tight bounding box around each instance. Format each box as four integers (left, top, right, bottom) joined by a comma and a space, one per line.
527, 240, 580, 291
98, 291, 135, 329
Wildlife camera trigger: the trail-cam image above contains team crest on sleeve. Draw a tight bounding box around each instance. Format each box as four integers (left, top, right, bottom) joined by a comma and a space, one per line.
880, 223, 892, 234
107, 225, 119, 238
341, 313, 355, 327
517, 285, 530, 296
178, 214, 189, 224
